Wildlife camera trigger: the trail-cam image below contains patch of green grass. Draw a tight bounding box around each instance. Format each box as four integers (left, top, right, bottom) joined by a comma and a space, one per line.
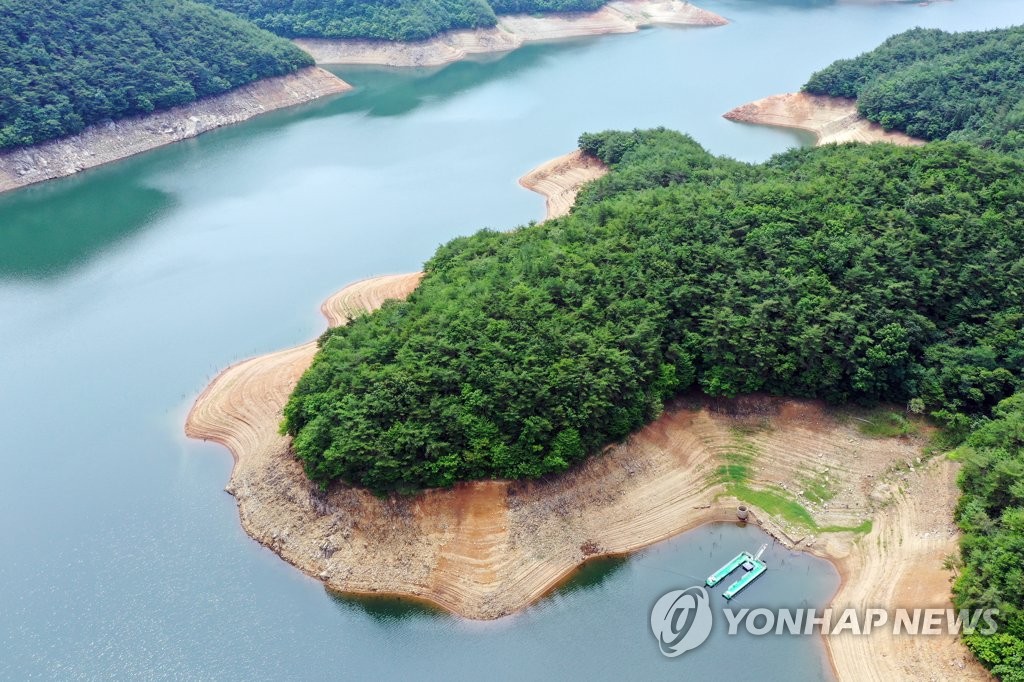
713, 441, 758, 484
725, 483, 874, 536
711, 435, 870, 537
798, 470, 836, 504
820, 519, 873, 535
857, 409, 919, 438
730, 483, 818, 529
724, 477, 876, 536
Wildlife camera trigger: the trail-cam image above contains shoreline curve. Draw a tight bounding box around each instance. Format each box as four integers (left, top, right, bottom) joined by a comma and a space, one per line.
295, 0, 727, 67
0, 67, 351, 195
723, 92, 925, 147
518, 149, 608, 219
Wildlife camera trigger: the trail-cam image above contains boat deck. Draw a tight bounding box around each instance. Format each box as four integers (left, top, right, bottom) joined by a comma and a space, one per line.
723, 559, 767, 599
706, 552, 751, 587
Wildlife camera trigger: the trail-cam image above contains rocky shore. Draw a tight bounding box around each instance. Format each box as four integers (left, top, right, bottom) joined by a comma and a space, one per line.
724, 92, 924, 147
0, 67, 351, 194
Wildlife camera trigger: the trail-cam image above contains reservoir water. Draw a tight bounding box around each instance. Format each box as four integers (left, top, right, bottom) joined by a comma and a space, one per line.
3, 0, 1024, 678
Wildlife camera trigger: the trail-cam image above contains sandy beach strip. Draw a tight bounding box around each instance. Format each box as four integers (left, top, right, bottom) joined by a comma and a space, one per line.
0, 67, 351, 195
295, 0, 726, 67
724, 92, 924, 147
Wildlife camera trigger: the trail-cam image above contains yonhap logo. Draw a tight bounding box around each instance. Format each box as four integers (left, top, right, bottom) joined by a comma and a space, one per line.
648, 586, 1000, 660
650, 586, 714, 657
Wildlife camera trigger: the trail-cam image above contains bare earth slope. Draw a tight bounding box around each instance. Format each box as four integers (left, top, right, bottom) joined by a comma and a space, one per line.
185, 152, 983, 680
295, 0, 726, 67
0, 67, 351, 194
518, 149, 608, 219
724, 92, 924, 146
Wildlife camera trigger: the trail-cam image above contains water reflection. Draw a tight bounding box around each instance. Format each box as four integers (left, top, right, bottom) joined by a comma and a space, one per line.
328, 40, 600, 118
715, 0, 836, 9
555, 555, 629, 595
0, 179, 174, 280
329, 591, 446, 624
328, 555, 628, 624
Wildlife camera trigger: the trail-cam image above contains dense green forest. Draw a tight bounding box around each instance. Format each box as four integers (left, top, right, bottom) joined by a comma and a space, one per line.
807, 30, 1024, 676
955, 394, 1024, 681
489, 0, 604, 14
285, 129, 1024, 495
804, 25, 1024, 155
0, 0, 313, 150
201, 0, 608, 41
203, 0, 496, 41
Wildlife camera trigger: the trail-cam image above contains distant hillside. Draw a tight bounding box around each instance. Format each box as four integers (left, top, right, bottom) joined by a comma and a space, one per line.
201, 0, 609, 41
804, 25, 1024, 155
0, 0, 314, 151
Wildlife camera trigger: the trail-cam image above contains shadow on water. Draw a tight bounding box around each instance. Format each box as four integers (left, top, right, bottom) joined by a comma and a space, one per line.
328, 591, 446, 624
552, 554, 629, 596
324, 39, 604, 118
0, 178, 174, 280
0, 39, 595, 283
327, 555, 628, 624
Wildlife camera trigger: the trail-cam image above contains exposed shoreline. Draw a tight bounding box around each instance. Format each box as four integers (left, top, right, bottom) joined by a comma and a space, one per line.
0, 67, 351, 194
295, 0, 726, 67
724, 92, 925, 147
185, 151, 983, 680
518, 149, 608, 219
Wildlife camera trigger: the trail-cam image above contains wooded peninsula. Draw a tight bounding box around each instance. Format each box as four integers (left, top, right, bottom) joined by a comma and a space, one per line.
281, 24, 1024, 679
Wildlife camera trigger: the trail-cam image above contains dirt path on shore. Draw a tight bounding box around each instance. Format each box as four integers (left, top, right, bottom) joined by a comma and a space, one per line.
724, 92, 924, 147
823, 456, 989, 681
295, 0, 726, 67
0, 67, 350, 194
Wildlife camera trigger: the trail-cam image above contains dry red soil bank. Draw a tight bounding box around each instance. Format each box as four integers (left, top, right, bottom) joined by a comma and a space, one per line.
518, 149, 608, 219
724, 92, 924, 147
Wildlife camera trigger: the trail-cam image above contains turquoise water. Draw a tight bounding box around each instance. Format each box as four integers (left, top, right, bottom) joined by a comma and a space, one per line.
3, 0, 1024, 677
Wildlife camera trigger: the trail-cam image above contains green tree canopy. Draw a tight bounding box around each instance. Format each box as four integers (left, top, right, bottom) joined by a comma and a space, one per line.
0, 0, 313, 150
284, 129, 1024, 494
955, 394, 1024, 681
804, 25, 1024, 155
200, 0, 611, 41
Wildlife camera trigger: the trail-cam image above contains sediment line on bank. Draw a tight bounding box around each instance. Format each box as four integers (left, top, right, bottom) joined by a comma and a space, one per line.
295, 0, 726, 67
0, 67, 351, 194
724, 92, 924, 147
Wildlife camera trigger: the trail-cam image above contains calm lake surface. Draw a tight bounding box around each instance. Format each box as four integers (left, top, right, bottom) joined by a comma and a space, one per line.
3, 0, 1024, 678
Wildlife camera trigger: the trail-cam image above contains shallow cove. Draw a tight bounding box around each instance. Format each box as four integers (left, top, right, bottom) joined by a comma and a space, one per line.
328, 523, 839, 681
2, 0, 1024, 678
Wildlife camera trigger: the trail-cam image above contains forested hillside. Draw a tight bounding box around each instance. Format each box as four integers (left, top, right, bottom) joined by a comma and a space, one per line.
284, 129, 1024, 494
0, 0, 313, 150
804, 25, 1024, 154
955, 394, 1024, 682
201, 0, 608, 41
806, 32, 1024, 675
489, 0, 604, 14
